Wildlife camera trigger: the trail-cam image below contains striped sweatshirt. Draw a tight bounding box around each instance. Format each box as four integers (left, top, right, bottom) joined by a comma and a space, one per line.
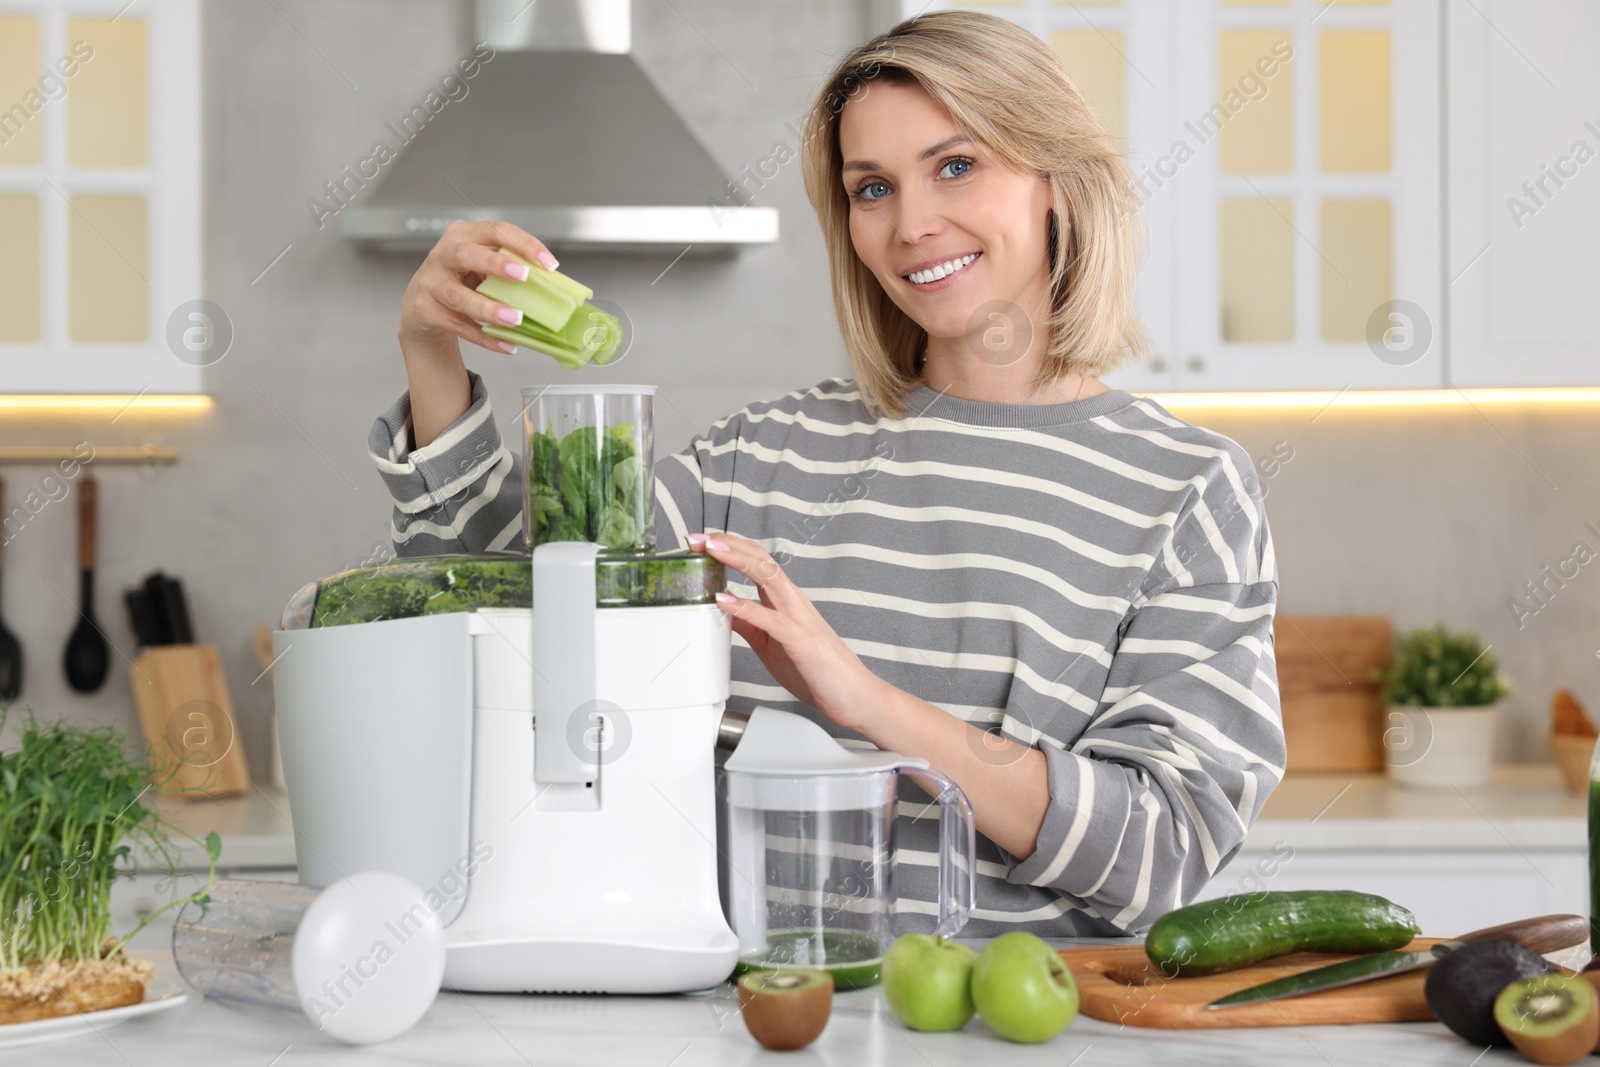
368, 372, 1285, 937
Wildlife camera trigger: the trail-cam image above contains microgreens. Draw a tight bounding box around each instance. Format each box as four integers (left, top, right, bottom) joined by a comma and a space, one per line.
0, 709, 221, 972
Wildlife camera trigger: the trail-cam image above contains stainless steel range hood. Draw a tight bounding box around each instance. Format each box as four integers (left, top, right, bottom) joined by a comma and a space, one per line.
342, 0, 778, 255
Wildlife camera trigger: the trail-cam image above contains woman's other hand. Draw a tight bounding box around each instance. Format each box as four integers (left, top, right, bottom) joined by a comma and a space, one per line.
687, 531, 882, 732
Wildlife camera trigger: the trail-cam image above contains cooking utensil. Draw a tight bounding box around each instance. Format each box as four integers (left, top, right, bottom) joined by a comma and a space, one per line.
123, 571, 196, 647
124, 582, 162, 647
1206, 913, 1587, 1010
158, 573, 194, 643
63, 474, 109, 692
0, 476, 21, 702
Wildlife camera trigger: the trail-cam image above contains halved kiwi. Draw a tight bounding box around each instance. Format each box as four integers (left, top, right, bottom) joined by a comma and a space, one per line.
1492, 973, 1600, 1066
1581, 965, 1600, 1053
736, 969, 834, 1051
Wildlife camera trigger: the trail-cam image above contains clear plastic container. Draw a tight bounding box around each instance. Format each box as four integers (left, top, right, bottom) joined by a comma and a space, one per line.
523, 385, 655, 551
724, 763, 975, 989
172, 878, 316, 1011
171, 874, 446, 1045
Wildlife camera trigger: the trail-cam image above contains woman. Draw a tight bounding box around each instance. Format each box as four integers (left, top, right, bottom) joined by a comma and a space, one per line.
368, 12, 1284, 937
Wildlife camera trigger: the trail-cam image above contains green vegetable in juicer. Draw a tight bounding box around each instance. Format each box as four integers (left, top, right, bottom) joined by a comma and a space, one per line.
530, 422, 650, 550
292, 552, 726, 629
476, 249, 624, 368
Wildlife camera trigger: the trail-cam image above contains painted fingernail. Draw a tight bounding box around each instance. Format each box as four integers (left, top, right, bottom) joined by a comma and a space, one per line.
705, 538, 730, 552
505, 261, 530, 282
537, 250, 560, 271
686, 533, 707, 547
497, 341, 516, 354
496, 305, 523, 325
715, 592, 738, 606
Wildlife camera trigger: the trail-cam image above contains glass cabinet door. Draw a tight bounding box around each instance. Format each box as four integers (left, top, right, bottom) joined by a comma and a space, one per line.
0, 1, 200, 394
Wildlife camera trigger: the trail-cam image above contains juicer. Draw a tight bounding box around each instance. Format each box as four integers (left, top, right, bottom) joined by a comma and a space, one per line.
271, 384, 974, 995
274, 542, 736, 993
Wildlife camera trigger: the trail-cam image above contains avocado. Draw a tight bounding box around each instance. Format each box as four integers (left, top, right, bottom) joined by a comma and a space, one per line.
1425, 940, 1558, 1047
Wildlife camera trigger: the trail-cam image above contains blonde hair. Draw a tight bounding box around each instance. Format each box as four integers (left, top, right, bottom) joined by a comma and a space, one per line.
800, 11, 1150, 418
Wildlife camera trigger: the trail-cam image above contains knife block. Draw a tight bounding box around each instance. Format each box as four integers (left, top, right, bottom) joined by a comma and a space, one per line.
129, 643, 251, 798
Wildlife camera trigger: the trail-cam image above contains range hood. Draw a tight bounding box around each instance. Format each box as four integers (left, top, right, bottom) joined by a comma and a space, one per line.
342, 0, 778, 255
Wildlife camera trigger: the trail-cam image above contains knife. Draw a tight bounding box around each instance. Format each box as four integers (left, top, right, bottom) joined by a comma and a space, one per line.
1206, 913, 1588, 1010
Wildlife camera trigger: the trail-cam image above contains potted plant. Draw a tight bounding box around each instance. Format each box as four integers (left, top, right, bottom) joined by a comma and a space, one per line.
1371, 622, 1512, 790
0, 710, 220, 1024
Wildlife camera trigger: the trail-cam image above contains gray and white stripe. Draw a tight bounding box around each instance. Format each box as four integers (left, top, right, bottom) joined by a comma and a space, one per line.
369, 373, 1284, 937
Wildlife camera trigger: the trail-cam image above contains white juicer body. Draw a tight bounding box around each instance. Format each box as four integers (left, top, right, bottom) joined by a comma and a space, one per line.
448, 601, 737, 992
273, 543, 738, 995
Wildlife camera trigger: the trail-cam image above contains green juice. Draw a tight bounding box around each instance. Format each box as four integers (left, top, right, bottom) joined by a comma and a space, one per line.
1590, 777, 1600, 949
734, 929, 885, 990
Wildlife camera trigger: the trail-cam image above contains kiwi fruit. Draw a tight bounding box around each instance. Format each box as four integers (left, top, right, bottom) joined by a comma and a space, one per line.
1492, 974, 1600, 1065
1424, 940, 1557, 1047
737, 969, 834, 1051
1575, 964, 1600, 1052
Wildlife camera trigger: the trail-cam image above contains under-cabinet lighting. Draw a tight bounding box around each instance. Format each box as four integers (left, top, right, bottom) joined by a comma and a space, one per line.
1142, 387, 1600, 411
0, 395, 214, 414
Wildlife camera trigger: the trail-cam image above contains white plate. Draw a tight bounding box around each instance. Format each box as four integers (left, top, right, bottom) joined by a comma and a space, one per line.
0, 985, 188, 1050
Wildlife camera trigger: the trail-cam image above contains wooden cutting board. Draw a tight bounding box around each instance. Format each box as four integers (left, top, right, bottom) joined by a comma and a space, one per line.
1275, 615, 1392, 773
1059, 938, 1444, 1029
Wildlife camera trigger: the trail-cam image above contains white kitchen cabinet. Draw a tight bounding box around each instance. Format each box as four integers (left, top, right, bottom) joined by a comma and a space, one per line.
0, 0, 203, 393
1169, 0, 1442, 393
894, 0, 1447, 395
1444, 0, 1600, 387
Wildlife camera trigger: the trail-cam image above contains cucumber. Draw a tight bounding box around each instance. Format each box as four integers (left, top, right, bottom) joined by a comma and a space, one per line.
1144, 890, 1419, 977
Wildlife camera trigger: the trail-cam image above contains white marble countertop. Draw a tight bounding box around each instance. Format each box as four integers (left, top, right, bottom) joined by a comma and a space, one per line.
0, 943, 1543, 1067
1245, 764, 1586, 851
33, 769, 1587, 1064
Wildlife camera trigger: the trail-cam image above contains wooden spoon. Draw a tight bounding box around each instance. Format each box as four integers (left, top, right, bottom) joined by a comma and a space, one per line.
63, 475, 109, 693
0, 476, 21, 703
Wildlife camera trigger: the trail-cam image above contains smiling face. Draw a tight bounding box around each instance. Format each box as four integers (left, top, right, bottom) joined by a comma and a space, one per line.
838, 79, 1056, 362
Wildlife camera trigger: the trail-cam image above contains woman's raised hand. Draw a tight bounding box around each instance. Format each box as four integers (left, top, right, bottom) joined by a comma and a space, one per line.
398, 220, 560, 358
687, 531, 883, 733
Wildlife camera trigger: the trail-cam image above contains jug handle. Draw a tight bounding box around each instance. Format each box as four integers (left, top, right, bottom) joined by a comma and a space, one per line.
901, 766, 976, 939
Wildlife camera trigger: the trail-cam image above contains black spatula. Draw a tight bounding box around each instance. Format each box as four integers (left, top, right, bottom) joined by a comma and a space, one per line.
0, 476, 21, 703
63, 475, 108, 693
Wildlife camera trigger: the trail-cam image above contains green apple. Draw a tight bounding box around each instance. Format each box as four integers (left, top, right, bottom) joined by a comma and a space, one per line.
971, 932, 1079, 1043
880, 934, 977, 1032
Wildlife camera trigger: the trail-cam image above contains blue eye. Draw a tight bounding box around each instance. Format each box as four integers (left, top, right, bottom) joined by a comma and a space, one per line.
940, 157, 972, 179
852, 180, 889, 203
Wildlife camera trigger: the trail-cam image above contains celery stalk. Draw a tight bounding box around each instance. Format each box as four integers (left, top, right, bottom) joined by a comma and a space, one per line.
475, 248, 595, 331
483, 302, 622, 366
475, 249, 624, 367
482, 324, 589, 369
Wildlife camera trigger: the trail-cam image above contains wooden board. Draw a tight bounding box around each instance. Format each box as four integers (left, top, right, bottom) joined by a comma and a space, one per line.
1275, 615, 1391, 773
129, 643, 251, 798
1059, 938, 1443, 1029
